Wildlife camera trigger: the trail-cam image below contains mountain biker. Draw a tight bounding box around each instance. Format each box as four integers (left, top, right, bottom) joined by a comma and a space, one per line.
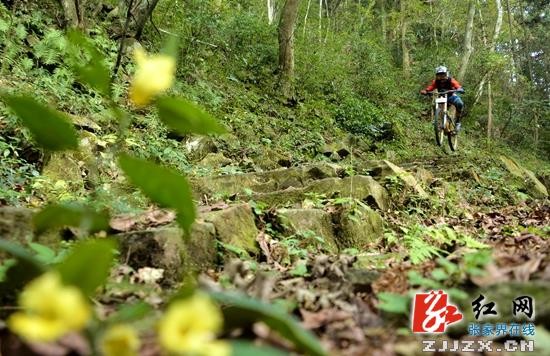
420, 66, 465, 132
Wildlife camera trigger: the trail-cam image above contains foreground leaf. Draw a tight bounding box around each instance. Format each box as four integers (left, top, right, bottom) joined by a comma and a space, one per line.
377, 292, 410, 314
156, 97, 226, 135
118, 154, 196, 233
66, 30, 111, 97
33, 203, 110, 235
107, 302, 152, 324
1, 95, 78, 150
0, 239, 45, 298
56, 239, 117, 296
230, 341, 288, 356
209, 291, 327, 356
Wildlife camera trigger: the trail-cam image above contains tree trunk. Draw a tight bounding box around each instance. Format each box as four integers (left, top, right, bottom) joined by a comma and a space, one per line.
400, 0, 410, 77
303, 0, 312, 35
278, 0, 301, 98
504, 0, 517, 79
457, 0, 476, 82
60, 0, 82, 28
486, 0, 503, 139
492, 0, 503, 45
377, 0, 387, 41
487, 81, 493, 139
267, 0, 276, 25
134, 0, 161, 41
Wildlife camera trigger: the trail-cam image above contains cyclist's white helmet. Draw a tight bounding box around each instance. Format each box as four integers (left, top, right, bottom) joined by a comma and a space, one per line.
435, 66, 448, 75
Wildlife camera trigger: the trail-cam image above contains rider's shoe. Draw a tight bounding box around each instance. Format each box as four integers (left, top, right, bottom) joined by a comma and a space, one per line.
455, 122, 462, 133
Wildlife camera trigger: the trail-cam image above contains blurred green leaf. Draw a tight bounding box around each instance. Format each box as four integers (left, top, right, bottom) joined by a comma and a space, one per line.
118, 154, 196, 233
56, 239, 117, 296
28, 242, 56, 264
1, 95, 78, 151
289, 260, 308, 277
210, 291, 327, 356
430, 268, 448, 281
156, 97, 226, 135
107, 302, 152, 324
377, 292, 410, 314
66, 30, 111, 96
33, 203, 110, 235
0, 239, 45, 299
160, 34, 180, 59
230, 341, 288, 356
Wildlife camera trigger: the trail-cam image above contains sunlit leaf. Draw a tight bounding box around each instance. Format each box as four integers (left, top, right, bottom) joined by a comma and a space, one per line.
1, 95, 78, 151
210, 291, 327, 356
56, 239, 117, 296
33, 203, 110, 235
156, 97, 226, 135
230, 341, 288, 356
118, 154, 195, 233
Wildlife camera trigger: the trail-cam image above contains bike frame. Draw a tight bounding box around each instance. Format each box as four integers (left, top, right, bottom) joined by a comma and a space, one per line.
427, 89, 459, 151
430, 90, 457, 133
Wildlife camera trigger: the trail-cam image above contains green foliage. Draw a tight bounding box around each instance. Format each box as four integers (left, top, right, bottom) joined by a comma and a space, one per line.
156, 97, 226, 135
1, 95, 79, 151
56, 239, 117, 296
65, 30, 111, 97
387, 224, 489, 265
377, 292, 409, 314
210, 291, 327, 356
106, 302, 153, 325
334, 96, 385, 137
33, 203, 110, 235
0, 239, 45, 294
118, 154, 196, 233
230, 341, 288, 356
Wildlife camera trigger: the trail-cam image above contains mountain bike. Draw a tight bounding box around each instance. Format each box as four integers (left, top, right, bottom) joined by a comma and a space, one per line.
428, 89, 459, 151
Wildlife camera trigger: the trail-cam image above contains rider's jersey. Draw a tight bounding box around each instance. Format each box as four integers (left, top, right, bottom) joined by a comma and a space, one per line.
425, 77, 462, 92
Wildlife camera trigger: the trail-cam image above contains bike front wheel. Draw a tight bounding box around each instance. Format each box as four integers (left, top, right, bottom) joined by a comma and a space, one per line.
447, 129, 458, 151
434, 108, 444, 146
447, 108, 458, 151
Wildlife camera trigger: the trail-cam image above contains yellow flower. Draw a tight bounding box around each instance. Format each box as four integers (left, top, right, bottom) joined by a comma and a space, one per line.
100, 324, 140, 356
129, 47, 176, 107
7, 272, 91, 342
158, 293, 228, 355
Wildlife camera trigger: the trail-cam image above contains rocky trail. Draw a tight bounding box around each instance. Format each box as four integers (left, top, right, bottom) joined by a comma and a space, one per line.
1, 155, 549, 355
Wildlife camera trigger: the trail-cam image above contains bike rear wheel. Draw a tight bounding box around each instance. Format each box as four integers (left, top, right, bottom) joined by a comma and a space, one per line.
434, 108, 444, 146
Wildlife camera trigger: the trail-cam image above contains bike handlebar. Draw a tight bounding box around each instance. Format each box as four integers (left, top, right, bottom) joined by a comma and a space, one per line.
423, 89, 464, 96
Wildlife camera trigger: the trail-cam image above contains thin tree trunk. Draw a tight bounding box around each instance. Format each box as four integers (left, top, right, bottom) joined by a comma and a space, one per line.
267, 0, 276, 25
457, 0, 476, 82
318, 0, 323, 40
400, 0, 410, 77
504, 0, 517, 79
492, 0, 503, 45
278, 0, 301, 98
112, 0, 135, 78
487, 81, 493, 139
303, 0, 312, 35
377, 0, 386, 41
324, 0, 330, 43
135, 0, 161, 41
486, 0, 503, 139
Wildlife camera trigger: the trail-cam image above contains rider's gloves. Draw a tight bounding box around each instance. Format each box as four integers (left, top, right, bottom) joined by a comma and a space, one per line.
420, 90, 427, 95
457, 88, 465, 94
